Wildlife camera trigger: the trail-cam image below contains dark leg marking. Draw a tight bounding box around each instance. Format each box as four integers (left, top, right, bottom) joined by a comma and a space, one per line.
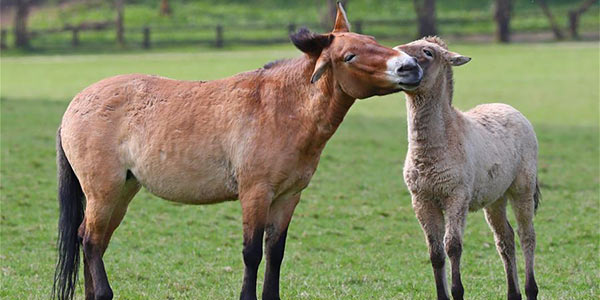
82, 238, 113, 300
430, 249, 450, 300
262, 225, 289, 300
240, 228, 264, 300
446, 237, 464, 300
525, 272, 538, 300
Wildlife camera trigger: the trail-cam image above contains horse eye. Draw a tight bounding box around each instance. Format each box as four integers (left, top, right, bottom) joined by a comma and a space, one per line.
423, 49, 433, 57
344, 53, 356, 62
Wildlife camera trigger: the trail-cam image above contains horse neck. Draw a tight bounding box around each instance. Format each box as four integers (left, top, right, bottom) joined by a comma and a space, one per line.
266, 56, 356, 150
405, 74, 458, 152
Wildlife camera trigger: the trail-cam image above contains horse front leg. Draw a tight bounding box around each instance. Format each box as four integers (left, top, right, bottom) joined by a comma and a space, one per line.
413, 196, 450, 300
239, 184, 273, 300
262, 193, 300, 300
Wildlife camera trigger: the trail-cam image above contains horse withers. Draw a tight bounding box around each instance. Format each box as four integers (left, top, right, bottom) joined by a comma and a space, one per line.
53, 3, 422, 300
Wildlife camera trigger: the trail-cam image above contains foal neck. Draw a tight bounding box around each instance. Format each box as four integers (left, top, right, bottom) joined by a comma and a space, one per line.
405, 74, 457, 151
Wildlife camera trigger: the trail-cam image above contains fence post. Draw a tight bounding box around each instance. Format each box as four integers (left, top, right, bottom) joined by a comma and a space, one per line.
215, 25, 223, 48
71, 28, 79, 47
0, 29, 6, 49
143, 27, 151, 49
354, 20, 363, 34
288, 23, 296, 34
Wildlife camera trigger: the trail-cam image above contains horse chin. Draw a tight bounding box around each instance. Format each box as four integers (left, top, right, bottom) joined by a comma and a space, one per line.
367, 87, 403, 98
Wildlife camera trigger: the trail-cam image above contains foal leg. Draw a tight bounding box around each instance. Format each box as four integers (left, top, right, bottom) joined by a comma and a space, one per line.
413, 197, 450, 300
511, 192, 538, 300
443, 199, 468, 300
484, 197, 521, 300
262, 193, 300, 300
240, 184, 273, 300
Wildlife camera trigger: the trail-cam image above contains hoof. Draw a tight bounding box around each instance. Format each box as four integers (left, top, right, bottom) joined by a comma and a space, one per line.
508, 293, 522, 300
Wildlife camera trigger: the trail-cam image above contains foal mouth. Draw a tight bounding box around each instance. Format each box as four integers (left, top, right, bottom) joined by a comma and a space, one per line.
397, 69, 423, 91
398, 78, 421, 91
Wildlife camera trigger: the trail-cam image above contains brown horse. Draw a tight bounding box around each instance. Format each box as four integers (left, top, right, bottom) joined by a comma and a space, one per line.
53, 4, 422, 300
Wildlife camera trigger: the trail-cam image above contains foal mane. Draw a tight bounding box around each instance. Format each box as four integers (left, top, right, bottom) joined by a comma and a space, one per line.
422, 36, 448, 50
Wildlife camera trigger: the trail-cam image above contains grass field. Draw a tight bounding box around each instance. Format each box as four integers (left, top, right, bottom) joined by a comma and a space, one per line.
1, 42, 598, 299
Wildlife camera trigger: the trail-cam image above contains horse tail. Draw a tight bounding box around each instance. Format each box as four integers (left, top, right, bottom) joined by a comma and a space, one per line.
533, 177, 541, 214
53, 127, 85, 300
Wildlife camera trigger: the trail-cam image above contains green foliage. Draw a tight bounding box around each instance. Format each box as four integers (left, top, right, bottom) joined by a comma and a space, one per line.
1, 42, 598, 299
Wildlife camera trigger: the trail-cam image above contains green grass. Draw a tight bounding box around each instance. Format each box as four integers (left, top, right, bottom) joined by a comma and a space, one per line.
1, 42, 598, 299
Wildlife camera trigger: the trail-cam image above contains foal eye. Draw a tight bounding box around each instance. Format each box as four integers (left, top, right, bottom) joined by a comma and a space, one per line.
423, 49, 433, 57
344, 53, 356, 62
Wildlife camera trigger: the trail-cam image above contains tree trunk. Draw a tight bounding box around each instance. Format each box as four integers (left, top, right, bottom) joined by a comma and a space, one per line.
413, 0, 437, 38
322, 0, 348, 29
160, 0, 171, 16
568, 0, 598, 39
537, 0, 564, 40
116, 0, 124, 46
494, 0, 512, 43
14, 0, 30, 48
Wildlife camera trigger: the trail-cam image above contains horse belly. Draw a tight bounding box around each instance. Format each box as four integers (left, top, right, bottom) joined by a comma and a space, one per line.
130, 152, 238, 204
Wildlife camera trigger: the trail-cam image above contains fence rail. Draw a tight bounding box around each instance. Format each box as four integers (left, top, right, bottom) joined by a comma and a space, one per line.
0, 12, 596, 51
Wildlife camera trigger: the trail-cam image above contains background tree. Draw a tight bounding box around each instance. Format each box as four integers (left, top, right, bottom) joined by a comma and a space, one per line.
568, 0, 598, 39
494, 0, 512, 43
413, 0, 436, 38
14, 0, 32, 48
322, 0, 348, 29
537, 0, 564, 40
160, 0, 172, 16
115, 0, 124, 46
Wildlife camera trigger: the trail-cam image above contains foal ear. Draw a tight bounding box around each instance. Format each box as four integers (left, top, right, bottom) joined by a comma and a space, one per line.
290, 28, 334, 56
445, 51, 471, 66
310, 53, 331, 84
333, 1, 351, 33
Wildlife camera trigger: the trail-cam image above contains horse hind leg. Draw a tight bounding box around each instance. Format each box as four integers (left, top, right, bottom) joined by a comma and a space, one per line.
79, 170, 140, 300
484, 196, 521, 300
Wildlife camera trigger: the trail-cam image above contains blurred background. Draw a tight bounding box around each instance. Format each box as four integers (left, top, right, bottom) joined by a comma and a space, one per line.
1, 1, 598, 299
0, 0, 598, 53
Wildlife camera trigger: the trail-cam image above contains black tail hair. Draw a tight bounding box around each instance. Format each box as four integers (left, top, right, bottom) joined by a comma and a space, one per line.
533, 177, 541, 214
52, 128, 85, 300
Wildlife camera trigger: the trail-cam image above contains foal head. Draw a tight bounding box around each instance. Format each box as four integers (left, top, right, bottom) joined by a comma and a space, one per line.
290, 3, 422, 99
393, 37, 471, 96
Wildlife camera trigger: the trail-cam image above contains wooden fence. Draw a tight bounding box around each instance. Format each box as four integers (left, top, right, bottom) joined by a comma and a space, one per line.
0, 13, 585, 50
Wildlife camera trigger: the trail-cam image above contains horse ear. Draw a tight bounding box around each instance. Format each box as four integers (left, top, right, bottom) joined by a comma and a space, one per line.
290, 28, 334, 56
445, 51, 471, 66
310, 53, 331, 84
333, 1, 351, 33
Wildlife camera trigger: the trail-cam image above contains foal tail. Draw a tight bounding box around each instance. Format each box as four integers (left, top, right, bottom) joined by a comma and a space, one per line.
533, 177, 541, 214
52, 128, 85, 300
